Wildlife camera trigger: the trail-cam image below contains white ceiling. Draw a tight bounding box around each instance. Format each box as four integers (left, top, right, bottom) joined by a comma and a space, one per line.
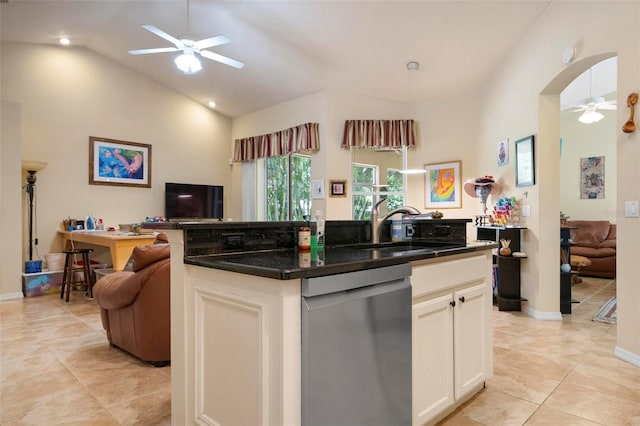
0, 1, 562, 118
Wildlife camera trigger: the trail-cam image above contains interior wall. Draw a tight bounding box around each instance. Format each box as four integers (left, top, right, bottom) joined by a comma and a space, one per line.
231, 90, 414, 220
410, 97, 482, 240
0, 42, 232, 295
476, 1, 639, 360
0, 101, 24, 299
560, 108, 617, 222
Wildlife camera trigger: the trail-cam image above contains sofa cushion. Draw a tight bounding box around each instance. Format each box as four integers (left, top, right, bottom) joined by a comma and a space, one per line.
132, 243, 170, 272
568, 220, 611, 247
571, 246, 616, 259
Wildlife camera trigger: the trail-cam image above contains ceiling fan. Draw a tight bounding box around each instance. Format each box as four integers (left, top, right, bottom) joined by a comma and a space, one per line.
565, 68, 616, 124
128, 1, 243, 74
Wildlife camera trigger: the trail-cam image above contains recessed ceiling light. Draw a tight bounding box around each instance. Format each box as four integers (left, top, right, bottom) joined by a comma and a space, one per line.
59, 37, 70, 46
208, 100, 216, 108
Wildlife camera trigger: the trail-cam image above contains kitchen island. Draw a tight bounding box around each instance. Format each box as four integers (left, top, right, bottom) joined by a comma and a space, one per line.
151, 220, 496, 426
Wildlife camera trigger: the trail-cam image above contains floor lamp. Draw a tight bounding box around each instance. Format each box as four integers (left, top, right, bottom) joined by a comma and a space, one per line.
22, 160, 47, 261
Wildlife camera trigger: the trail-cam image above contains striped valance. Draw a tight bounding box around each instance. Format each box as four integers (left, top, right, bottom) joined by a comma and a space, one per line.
233, 122, 320, 162
341, 119, 417, 149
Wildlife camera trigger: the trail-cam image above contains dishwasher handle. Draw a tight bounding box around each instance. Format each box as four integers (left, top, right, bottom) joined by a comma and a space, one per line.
303, 278, 410, 311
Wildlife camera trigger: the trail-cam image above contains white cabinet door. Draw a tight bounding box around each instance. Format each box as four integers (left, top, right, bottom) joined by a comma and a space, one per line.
453, 283, 488, 400
412, 293, 454, 425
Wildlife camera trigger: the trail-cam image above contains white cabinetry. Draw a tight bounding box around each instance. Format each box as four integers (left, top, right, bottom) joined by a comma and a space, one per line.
411, 253, 492, 426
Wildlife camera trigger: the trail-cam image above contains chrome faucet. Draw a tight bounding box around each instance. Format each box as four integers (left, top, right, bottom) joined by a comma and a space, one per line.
370, 197, 421, 244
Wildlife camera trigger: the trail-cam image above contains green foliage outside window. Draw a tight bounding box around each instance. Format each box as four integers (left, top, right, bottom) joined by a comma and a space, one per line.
352, 164, 405, 220
266, 154, 311, 221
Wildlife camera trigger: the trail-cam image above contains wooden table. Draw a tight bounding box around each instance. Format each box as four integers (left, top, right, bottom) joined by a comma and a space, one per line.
58, 230, 157, 271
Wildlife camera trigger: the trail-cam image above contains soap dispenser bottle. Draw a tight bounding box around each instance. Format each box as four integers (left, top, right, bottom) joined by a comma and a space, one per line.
312, 210, 325, 248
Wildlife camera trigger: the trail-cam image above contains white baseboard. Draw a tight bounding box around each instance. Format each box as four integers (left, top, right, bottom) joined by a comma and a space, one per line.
523, 306, 563, 320
0, 292, 24, 301
614, 346, 640, 367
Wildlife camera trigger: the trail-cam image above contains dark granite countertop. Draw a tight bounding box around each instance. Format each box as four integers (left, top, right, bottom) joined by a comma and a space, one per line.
184, 241, 497, 280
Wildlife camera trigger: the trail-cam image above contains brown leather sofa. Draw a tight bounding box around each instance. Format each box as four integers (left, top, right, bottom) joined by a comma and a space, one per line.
567, 220, 616, 278
93, 242, 170, 365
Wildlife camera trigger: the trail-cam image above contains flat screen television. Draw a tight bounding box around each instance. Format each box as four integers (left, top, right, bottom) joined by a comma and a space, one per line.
165, 182, 224, 220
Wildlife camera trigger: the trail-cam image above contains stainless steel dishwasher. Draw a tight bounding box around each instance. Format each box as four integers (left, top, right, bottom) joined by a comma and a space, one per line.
301, 263, 412, 426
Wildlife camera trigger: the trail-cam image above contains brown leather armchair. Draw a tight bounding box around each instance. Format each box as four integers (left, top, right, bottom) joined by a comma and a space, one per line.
93, 242, 170, 365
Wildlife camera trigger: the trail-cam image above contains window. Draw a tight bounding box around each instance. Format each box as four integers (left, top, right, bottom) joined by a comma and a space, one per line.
265, 154, 311, 221
352, 163, 405, 220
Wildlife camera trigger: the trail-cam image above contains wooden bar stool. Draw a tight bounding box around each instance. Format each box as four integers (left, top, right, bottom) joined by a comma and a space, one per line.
60, 248, 95, 302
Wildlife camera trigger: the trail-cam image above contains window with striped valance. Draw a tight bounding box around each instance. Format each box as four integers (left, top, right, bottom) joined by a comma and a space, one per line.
340, 119, 417, 149
233, 122, 320, 162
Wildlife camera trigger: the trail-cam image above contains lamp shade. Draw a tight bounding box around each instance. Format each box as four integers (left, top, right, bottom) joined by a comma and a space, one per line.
175, 52, 202, 74
578, 109, 604, 124
21, 160, 48, 172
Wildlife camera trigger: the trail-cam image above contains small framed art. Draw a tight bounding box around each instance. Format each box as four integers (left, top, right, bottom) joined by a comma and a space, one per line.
330, 180, 347, 197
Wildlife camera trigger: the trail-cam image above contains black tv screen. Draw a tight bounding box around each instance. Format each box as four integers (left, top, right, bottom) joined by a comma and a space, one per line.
165, 183, 224, 220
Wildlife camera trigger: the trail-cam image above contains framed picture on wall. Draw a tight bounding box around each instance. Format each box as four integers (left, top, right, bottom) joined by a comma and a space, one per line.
424, 160, 462, 209
498, 138, 509, 166
89, 136, 152, 188
515, 135, 535, 187
330, 180, 347, 197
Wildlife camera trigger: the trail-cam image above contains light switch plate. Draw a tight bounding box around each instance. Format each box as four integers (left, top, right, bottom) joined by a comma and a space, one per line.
625, 201, 639, 217
522, 205, 531, 217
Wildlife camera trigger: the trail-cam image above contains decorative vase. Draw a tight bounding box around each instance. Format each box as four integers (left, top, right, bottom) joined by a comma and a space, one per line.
499, 239, 512, 256
561, 263, 571, 273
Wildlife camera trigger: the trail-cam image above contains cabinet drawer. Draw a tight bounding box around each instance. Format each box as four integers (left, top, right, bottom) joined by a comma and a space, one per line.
411, 253, 491, 299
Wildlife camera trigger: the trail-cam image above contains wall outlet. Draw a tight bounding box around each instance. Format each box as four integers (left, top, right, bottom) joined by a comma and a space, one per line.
625, 201, 639, 217
522, 205, 531, 217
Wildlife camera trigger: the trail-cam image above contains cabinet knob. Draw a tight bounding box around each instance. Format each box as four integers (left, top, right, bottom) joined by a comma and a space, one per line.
450, 300, 456, 307
459, 296, 466, 303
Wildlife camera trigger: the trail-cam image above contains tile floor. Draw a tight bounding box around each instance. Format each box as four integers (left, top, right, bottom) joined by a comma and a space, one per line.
0, 277, 637, 425
440, 277, 640, 426
0, 289, 170, 425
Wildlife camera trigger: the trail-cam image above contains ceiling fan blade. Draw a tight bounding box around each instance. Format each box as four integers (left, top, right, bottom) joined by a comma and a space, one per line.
596, 104, 617, 110
194, 35, 230, 51
200, 50, 244, 69
129, 47, 180, 55
141, 24, 183, 48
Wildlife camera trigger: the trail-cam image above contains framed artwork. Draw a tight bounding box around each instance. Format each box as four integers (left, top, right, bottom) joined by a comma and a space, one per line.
312, 179, 325, 199
580, 156, 605, 199
330, 180, 347, 197
515, 135, 535, 187
424, 160, 462, 209
497, 138, 509, 166
89, 136, 151, 188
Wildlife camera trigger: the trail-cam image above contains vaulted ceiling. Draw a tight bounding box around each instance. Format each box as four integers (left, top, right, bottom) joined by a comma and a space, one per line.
1, 1, 555, 118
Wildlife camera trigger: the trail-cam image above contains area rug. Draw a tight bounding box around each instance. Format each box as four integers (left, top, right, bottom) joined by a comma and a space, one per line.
592, 296, 617, 324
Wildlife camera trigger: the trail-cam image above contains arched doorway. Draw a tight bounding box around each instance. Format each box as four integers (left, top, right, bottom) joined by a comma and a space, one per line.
538, 52, 617, 315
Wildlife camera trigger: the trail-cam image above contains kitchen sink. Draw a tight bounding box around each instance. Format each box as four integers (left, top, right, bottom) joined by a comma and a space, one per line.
353, 241, 464, 257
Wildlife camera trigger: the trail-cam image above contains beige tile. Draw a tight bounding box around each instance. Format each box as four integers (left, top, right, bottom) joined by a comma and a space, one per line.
543, 382, 640, 425
104, 384, 171, 425
0, 348, 68, 384
565, 362, 640, 403
453, 388, 539, 426
487, 363, 561, 404
525, 405, 607, 425
3, 379, 117, 425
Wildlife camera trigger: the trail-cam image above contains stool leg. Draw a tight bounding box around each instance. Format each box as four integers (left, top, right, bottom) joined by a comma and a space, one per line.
83, 252, 94, 298
60, 256, 68, 299
65, 254, 73, 303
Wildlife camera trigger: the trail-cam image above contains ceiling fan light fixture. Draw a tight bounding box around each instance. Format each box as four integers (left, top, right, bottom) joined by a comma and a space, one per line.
398, 168, 426, 175
578, 109, 604, 124
175, 51, 202, 74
